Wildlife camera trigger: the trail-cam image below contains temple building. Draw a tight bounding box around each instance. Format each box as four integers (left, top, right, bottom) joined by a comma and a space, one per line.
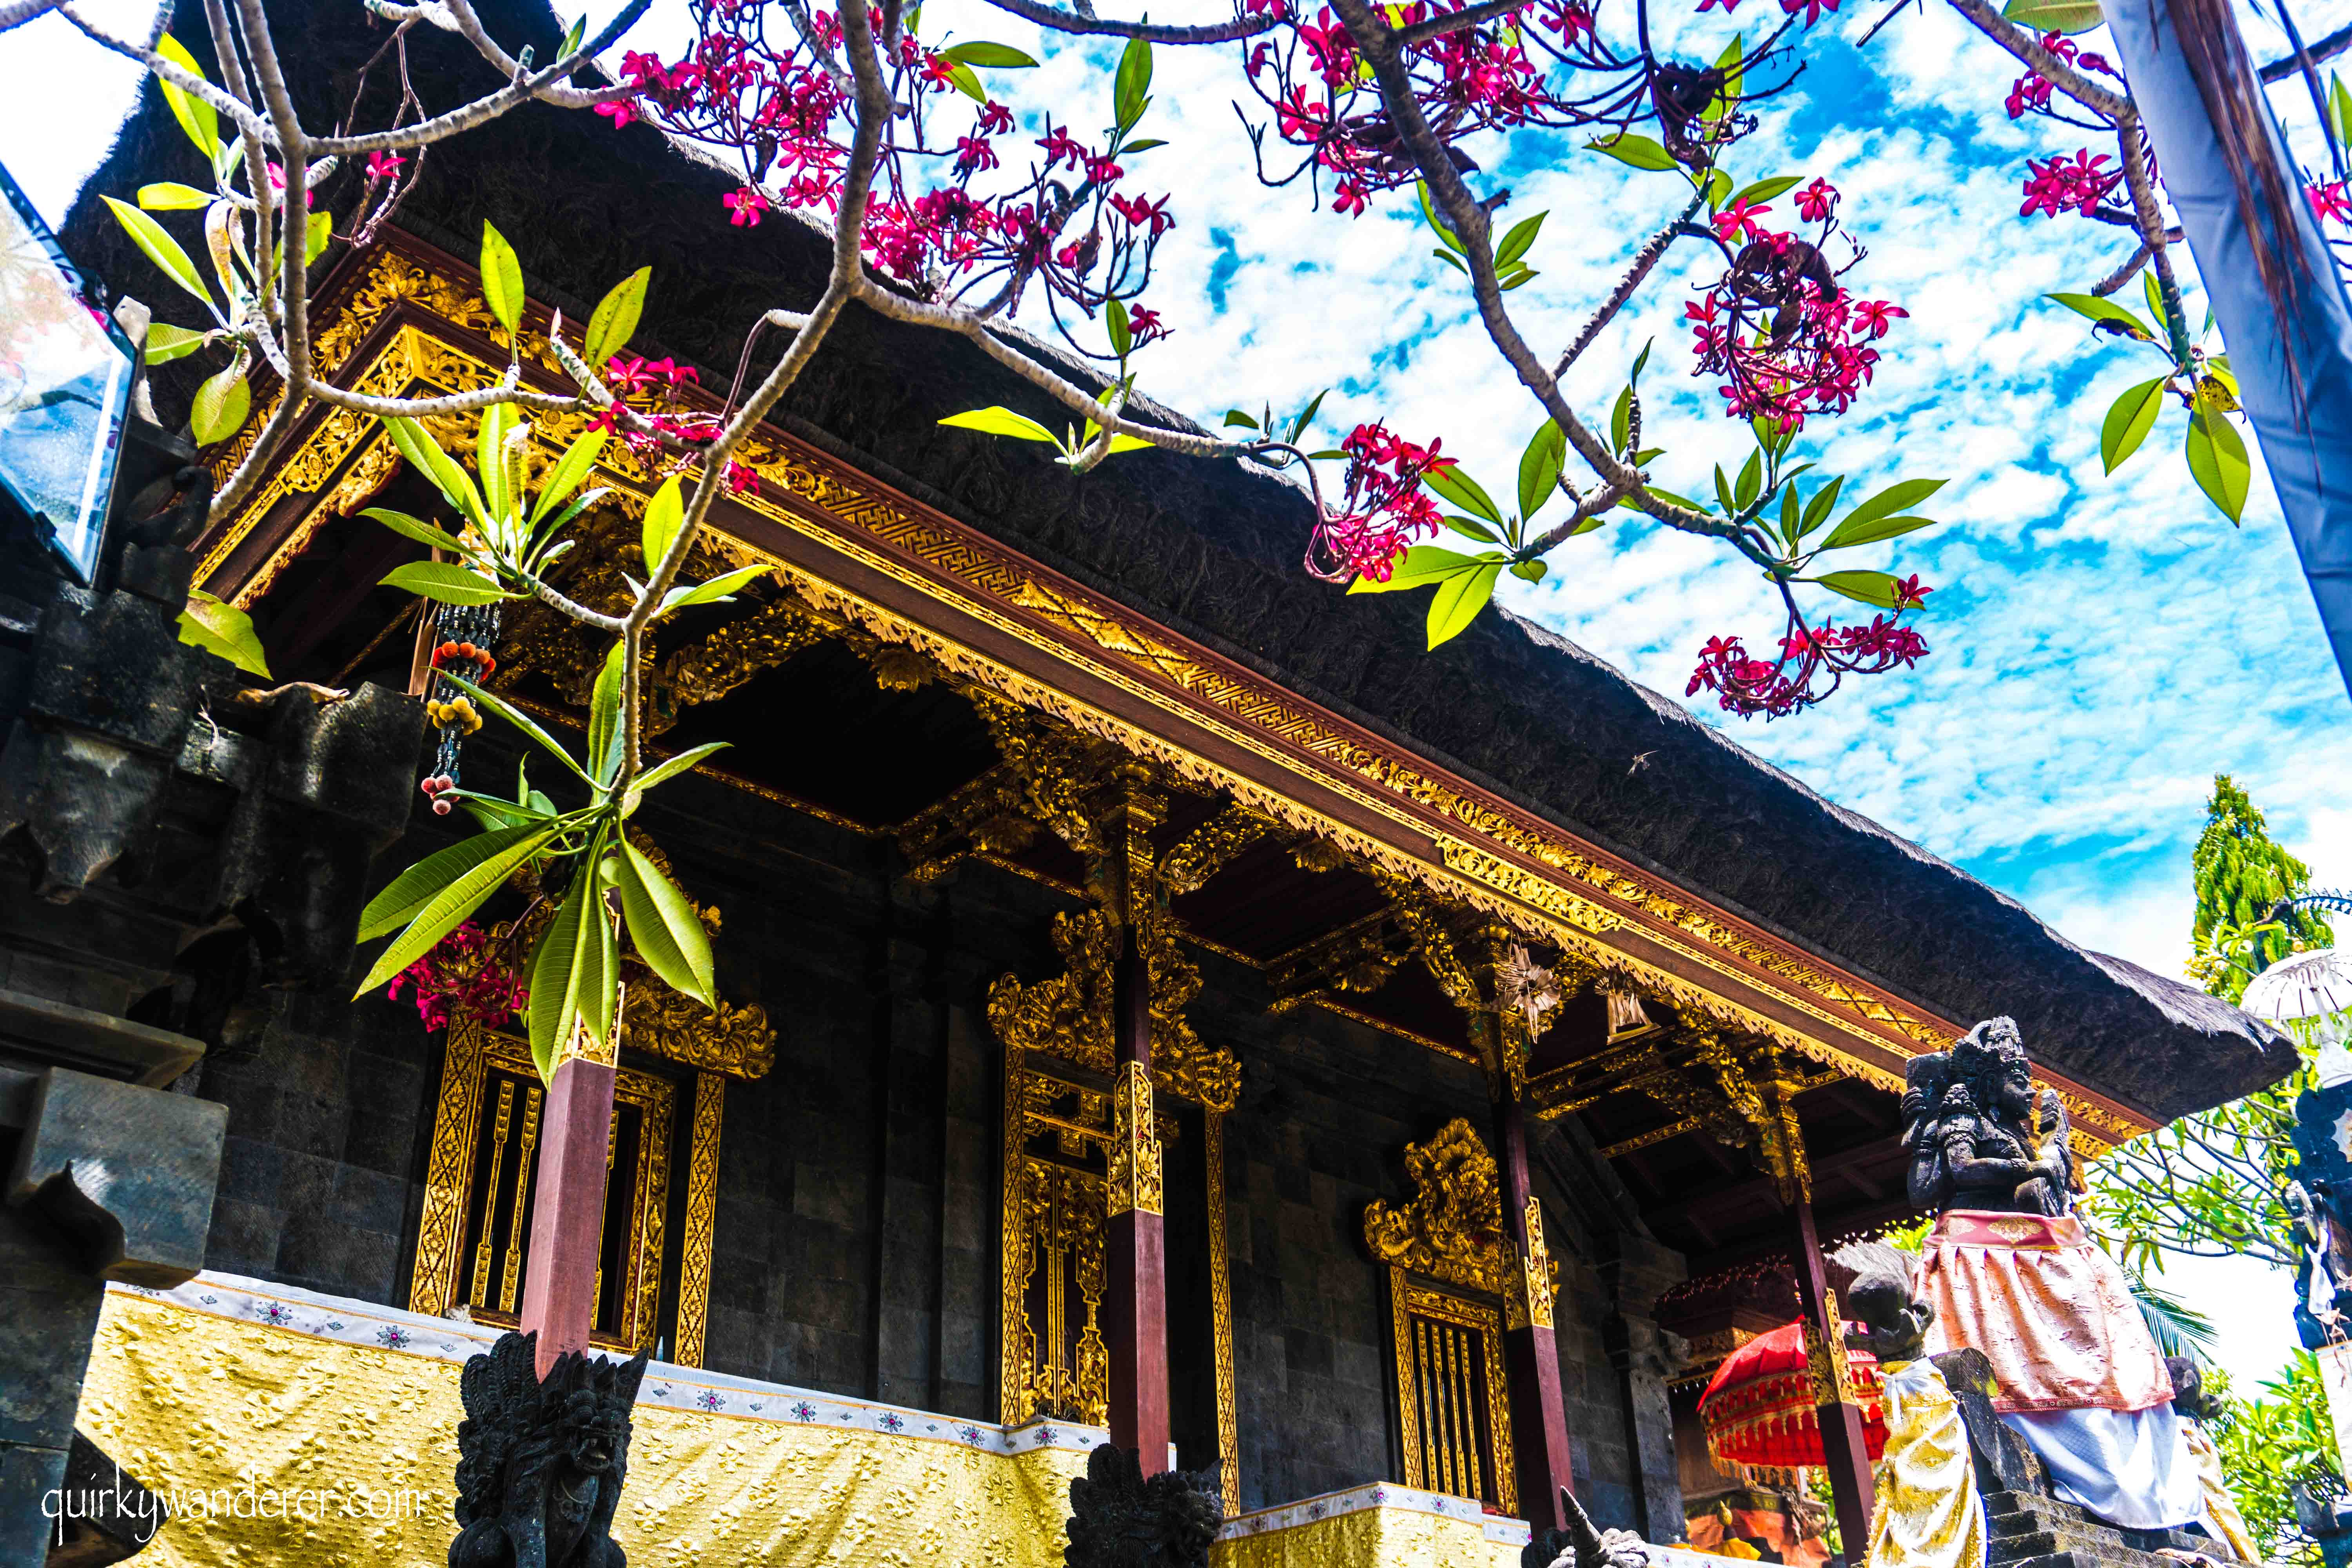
0, 2, 2291, 1561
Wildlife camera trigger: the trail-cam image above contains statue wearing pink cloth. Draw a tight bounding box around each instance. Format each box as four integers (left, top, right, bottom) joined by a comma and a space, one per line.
1903, 1020, 2203, 1534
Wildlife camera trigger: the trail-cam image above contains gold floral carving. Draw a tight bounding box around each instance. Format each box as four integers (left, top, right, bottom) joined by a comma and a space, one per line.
1106, 1060, 1163, 1218
204, 243, 2154, 1151
1265, 911, 1415, 1015
1363, 1119, 1558, 1310
410, 1018, 489, 1318
1205, 1110, 1240, 1516
1519, 1194, 1555, 1332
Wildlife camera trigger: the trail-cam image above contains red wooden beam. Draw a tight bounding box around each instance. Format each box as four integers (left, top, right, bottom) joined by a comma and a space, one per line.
1790, 1195, 1876, 1556
1495, 1088, 1578, 1530
1102, 791, 1172, 1474
518, 1052, 616, 1379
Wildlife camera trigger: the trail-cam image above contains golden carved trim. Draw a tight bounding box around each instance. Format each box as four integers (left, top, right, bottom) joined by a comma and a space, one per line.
209, 246, 2150, 1147
1205, 1110, 1239, 1516
409, 1018, 488, 1317
1107, 1060, 1163, 1219
1363, 1119, 1544, 1307
1519, 1194, 1555, 1332
673, 1070, 724, 1369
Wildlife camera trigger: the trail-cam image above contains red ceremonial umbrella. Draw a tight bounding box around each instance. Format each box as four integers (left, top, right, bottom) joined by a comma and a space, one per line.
1697, 1318, 1888, 1468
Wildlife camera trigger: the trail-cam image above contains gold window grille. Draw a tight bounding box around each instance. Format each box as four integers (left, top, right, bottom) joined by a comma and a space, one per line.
413, 1026, 674, 1355
1390, 1274, 1515, 1510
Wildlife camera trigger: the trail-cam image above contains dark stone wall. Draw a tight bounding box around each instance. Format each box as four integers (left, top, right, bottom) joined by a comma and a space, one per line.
172, 749, 1682, 1523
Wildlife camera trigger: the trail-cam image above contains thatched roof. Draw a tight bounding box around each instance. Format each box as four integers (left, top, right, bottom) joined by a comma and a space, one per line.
58, 0, 2292, 1122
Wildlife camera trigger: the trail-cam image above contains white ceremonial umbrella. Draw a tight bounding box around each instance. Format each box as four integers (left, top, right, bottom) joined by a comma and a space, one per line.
2242, 948, 2352, 1022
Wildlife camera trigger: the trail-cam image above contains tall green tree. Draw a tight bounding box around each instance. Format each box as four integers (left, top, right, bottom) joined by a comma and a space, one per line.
2190, 775, 2334, 1004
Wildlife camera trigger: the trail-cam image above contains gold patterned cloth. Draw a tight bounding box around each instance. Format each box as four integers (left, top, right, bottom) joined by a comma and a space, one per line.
1918, 1211, 2174, 1414
2181, 1421, 2259, 1563
1866, 1360, 1986, 1568
74, 1281, 1086, 1567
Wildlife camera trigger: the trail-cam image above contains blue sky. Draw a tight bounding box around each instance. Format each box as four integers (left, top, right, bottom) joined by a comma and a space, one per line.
5, 0, 2347, 1387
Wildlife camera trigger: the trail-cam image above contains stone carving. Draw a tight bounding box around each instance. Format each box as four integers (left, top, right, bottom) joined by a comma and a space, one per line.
448, 1330, 649, 1568
1843, 1270, 2043, 1498
1062, 1443, 1223, 1568
2287, 1071, 2352, 1349
1520, 1486, 1648, 1568
1902, 1017, 2075, 1216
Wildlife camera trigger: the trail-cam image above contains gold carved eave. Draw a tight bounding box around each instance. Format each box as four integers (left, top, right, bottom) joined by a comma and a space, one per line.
197, 232, 2151, 1152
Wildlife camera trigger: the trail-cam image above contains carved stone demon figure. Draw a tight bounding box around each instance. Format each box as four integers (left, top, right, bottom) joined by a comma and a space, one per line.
448, 1330, 649, 1568
1063, 1443, 1224, 1568
1904, 1019, 2202, 1534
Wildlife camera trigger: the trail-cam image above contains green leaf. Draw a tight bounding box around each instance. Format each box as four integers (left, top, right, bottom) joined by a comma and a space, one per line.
1779, 483, 1803, 549
1509, 559, 1547, 583
354, 824, 563, 997
1421, 463, 1503, 525
1734, 449, 1762, 512
2047, 292, 2154, 341
1495, 211, 1546, 269
438, 670, 595, 784
627, 740, 731, 799
582, 267, 651, 375
477, 399, 517, 524
1431, 248, 1468, 275
1442, 514, 1503, 545
1517, 421, 1564, 520
1345, 543, 1490, 593
1114, 35, 1153, 131
1586, 133, 1677, 171
1712, 31, 1745, 111
588, 639, 627, 786
2100, 377, 2168, 475
639, 472, 685, 573
156, 35, 221, 163
527, 859, 610, 1080
1818, 512, 1940, 549
360, 506, 464, 553
382, 414, 486, 526
943, 40, 1038, 65
1287, 389, 1328, 443
1713, 464, 1737, 518
1121, 138, 1168, 154
304, 211, 332, 266
1222, 410, 1261, 430
138, 181, 213, 211
940, 406, 1060, 443
190, 365, 250, 445
2143, 269, 2167, 335
2332, 71, 2352, 151
660, 563, 771, 613
379, 561, 515, 605
143, 322, 206, 365
531, 429, 609, 527
1417, 181, 1464, 252
1106, 296, 1133, 358
1630, 339, 1652, 384
559, 11, 586, 57
2001, 0, 2105, 32
1726, 175, 1803, 211
101, 196, 212, 310
946, 60, 987, 101
1819, 477, 1948, 549
2185, 408, 2251, 523
1426, 562, 1502, 648
479, 221, 526, 336
1798, 474, 1844, 537
359, 821, 552, 940
1705, 169, 1733, 212
615, 838, 717, 1007
1808, 569, 1908, 610
176, 589, 270, 677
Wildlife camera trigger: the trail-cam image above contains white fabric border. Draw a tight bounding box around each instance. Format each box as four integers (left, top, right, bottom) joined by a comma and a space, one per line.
2000, 1404, 2202, 1530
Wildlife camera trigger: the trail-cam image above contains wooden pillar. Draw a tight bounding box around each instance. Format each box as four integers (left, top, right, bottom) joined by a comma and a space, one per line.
1494, 1081, 1577, 1531
1099, 780, 1170, 1474
518, 1051, 616, 1379
1791, 1194, 1875, 1559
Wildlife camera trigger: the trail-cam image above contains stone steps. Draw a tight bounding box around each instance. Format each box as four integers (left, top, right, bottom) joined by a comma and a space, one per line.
1981, 1491, 2230, 1568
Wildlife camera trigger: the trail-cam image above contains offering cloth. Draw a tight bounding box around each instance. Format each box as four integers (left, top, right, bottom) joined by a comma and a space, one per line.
1865, 1359, 1987, 1568
1918, 1210, 2200, 1530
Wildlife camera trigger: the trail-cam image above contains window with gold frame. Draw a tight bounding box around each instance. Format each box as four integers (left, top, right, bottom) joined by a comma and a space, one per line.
1388, 1271, 1515, 1511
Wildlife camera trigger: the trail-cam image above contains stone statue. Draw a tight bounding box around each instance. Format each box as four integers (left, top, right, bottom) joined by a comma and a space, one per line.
1902, 1017, 2074, 1217
1519, 1486, 1648, 1568
1062, 1443, 1224, 1568
1905, 1019, 2202, 1535
1844, 1270, 2042, 1499
2285, 1179, 2352, 1347
448, 1330, 649, 1568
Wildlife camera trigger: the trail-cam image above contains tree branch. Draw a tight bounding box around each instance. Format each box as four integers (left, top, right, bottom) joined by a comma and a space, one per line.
1554, 187, 1706, 377
1396, 0, 1523, 45
1945, 0, 2133, 121
977, 0, 1276, 41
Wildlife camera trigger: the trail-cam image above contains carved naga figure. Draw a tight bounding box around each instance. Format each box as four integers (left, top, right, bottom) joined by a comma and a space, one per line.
1903, 1020, 2211, 1539
448, 1331, 650, 1568
1520, 1486, 1649, 1568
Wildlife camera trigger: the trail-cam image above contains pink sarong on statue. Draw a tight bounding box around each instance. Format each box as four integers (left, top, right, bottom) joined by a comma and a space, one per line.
1916, 1210, 2174, 1415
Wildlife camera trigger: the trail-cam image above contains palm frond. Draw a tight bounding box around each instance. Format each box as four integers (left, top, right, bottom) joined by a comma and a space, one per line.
2132, 1272, 2220, 1361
